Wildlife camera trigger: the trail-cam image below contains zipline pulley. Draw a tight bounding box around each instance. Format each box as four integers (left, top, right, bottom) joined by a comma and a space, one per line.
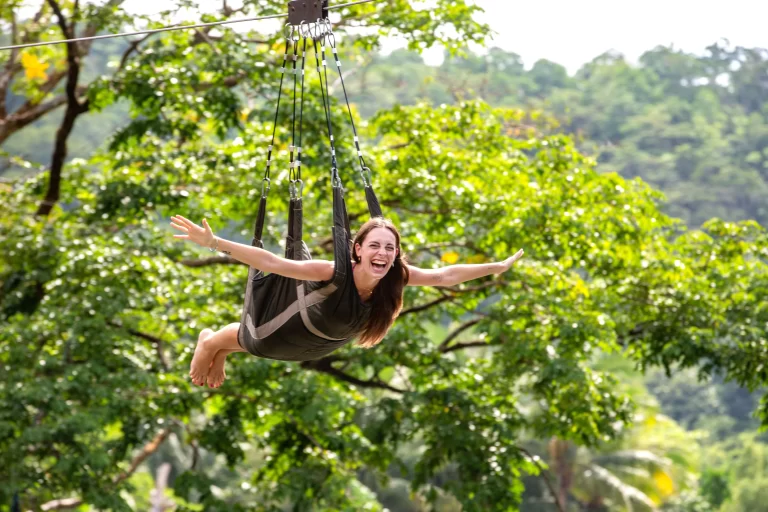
287, 0, 329, 26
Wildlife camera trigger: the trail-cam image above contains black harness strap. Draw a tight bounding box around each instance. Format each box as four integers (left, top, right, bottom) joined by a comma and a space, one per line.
250, 36, 293, 248
286, 31, 305, 261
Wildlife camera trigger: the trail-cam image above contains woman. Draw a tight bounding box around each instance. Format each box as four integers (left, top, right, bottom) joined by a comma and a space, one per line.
171, 215, 524, 388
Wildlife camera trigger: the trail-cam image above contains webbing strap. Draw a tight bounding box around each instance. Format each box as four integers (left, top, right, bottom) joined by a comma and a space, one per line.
313, 37, 340, 185
325, 31, 367, 174
251, 36, 292, 245
294, 37, 308, 185
265, 37, 292, 183
322, 25, 383, 218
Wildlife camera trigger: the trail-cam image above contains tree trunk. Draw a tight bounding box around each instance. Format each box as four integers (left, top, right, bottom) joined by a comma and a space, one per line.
36, 0, 90, 217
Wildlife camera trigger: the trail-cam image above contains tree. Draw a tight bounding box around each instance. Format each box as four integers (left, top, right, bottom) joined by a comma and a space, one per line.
529, 354, 700, 511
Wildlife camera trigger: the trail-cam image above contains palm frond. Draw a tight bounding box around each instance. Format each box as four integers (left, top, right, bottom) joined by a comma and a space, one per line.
585, 464, 658, 511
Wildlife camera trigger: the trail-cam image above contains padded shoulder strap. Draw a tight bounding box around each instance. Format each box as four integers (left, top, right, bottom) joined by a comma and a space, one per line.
331, 184, 350, 285
251, 195, 267, 247
285, 197, 310, 262
365, 185, 382, 218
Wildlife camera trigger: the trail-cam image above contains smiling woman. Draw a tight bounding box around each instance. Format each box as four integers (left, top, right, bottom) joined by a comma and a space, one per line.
170, 213, 524, 388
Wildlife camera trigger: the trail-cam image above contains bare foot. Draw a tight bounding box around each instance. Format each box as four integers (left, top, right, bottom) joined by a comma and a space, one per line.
207, 350, 228, 388
189, 328, 214, 386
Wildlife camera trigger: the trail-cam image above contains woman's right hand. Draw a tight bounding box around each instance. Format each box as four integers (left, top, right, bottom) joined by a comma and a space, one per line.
170, 215, 216, 249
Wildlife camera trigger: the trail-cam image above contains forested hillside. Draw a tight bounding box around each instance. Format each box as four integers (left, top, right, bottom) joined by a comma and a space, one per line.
349, 43, 768, 228
6, 42, 768, 228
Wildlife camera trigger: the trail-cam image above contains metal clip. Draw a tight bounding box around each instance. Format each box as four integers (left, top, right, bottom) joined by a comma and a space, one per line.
331, 168, 342, 189
360, 166, 372, 187
261, 178, 271, 198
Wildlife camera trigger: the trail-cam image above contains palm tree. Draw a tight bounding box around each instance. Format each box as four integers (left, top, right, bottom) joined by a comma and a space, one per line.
549, 437, 670, 511
539, 402, 699, 511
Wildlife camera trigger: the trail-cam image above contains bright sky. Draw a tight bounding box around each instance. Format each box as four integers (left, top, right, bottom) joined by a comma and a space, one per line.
94, 0, 768, 73
467, 0, 768, 72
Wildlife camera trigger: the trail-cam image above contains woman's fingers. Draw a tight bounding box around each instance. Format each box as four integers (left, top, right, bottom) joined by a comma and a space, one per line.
170, 216, 212, 248
503, 249, 524, 269
173, 215, 197, 229
171, 215, 205, 233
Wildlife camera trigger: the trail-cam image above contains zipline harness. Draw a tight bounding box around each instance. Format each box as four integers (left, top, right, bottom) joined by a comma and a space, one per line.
237, 6, 384, 360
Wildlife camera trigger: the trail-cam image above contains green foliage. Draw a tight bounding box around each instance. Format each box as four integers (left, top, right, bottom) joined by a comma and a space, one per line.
335, 44, 768, 229
721, 478, 768, 512
4, 89, 764, 508
661, 491, 717, 512
3, 1, 768, 510
645, 366, 762, 439
699, 469, 730, 509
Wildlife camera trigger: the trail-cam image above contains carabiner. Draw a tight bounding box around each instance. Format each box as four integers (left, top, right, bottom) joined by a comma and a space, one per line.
261, 178, 271, 198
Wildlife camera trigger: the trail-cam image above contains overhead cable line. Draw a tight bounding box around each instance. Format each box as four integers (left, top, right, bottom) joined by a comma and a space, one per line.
0, 0, 376, 51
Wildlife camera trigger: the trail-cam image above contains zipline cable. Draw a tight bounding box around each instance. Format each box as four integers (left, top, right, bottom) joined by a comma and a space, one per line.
0, 0, 376, 51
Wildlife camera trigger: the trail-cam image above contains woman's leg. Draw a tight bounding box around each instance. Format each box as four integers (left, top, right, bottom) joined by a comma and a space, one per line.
190, 323, 246, 386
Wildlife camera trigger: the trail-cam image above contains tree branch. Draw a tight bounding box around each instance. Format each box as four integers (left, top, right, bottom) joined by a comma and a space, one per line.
438, 318, 483, 351
195, 73, 244, 92
0, 0, 111, 145
0, 93, 73, 146
516, 445, 565, 512
36, 0, 90, 216
192, 27, 222, 54
0, 5, 48, 116
441, 340, 495, 353
117, 32, 156, 74
199, 35, 270, 45
180, 254, 243, 267
108, 320, 170, 371
40, 429, 172, 511
448, 278, 509, 293
400, 294, 454, 316
113, 428, 172, 485
300, 357, 405, 393
401, 277, 504, 318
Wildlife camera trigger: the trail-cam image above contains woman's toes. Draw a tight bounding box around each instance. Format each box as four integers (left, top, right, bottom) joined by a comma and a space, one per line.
189, 329, 216, 386
206, 350, 228, 388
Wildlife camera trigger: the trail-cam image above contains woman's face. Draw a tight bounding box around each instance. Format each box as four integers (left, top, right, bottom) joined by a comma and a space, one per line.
355, 227, 399, 278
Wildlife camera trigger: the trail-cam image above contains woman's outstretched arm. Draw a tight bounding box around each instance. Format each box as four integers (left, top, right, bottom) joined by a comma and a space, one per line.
407, 249, 524, 287
170, 215, 334, 281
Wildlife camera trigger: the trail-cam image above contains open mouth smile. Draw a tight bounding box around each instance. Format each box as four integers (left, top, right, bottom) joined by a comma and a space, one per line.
371, 259, 387, 271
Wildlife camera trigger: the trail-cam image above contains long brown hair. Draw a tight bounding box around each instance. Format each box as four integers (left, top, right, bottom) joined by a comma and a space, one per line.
351, 217, 410, 348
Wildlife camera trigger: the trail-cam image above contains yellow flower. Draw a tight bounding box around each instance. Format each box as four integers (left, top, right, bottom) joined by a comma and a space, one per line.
21, 52, 48, 81
441, 251, 459, 264
653, 470, 675, 497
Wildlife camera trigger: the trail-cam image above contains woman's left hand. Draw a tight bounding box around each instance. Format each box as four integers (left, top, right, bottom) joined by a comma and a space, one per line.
170, 215, 216, 249
497, 249, 524, 273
